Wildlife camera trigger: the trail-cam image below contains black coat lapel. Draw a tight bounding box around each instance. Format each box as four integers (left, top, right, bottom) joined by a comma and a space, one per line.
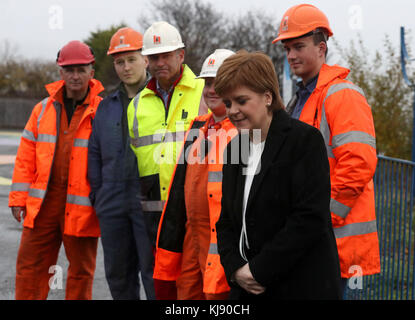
224, 134, 247, 225
234, 164, 245, 224
246, 109, 292, 212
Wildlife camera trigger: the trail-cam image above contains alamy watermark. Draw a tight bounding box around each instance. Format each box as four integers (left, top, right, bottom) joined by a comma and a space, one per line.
347, 265, 363, 290
48, 265, 63, 290
348, 4, 363, 30
152, 127, 263, 175
48, 5, 63, 30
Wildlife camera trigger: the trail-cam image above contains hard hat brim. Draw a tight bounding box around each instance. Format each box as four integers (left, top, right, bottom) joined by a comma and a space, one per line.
141, 44, 185, 56
273, 28, 333, 43
196, 72, 216, 79
107, 46, 142, 56
195, 75, 215, 79
272, 31, 310, 43
57, 59, 95, 67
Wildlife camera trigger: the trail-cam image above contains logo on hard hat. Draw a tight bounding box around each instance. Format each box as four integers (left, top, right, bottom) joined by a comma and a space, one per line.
153, 36, 161, 44
282, 16, 289, 32
114, 35, 130, 50
208, 58, 215, 66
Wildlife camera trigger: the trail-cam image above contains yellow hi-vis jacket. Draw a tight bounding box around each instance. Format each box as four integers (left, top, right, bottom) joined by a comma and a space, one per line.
127, 65, 205, 214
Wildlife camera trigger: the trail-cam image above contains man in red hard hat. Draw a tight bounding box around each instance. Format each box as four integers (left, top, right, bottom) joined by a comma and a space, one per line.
273, 4, 380, 298
88, 27, 155, 300
9, 40, 104, 300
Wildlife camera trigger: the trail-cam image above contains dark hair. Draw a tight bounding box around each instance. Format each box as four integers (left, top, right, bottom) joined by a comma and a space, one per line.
312, 31, 328, 58
214, 50, 285, 111
282, 29, 329, 58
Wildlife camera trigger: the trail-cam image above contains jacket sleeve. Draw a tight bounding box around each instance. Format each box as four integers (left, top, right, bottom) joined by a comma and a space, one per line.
9, 102, 41, 207
87, 101, 103, 205
324, 84, 377, 226
248, 126, 332, 287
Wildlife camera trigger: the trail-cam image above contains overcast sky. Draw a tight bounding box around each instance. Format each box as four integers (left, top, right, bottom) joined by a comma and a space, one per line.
1, 0, 414, 64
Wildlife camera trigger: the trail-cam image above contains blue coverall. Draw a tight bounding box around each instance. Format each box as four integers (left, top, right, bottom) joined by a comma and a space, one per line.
88, 83, 155, 300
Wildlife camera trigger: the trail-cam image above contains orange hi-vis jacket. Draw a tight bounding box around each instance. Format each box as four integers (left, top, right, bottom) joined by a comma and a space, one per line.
296, 64, 380, 278
9, 79, 104, 237
154, 113, 238, 294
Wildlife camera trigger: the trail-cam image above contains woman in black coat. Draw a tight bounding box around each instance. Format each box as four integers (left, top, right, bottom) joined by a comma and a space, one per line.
214, 50, 341, 300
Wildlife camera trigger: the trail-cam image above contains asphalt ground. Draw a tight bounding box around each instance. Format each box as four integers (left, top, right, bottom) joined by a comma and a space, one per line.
0, 130, 138, 300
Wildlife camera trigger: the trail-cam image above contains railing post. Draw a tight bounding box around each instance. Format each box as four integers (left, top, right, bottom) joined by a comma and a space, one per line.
412, 89, 415, 197
400, 26, 415, 196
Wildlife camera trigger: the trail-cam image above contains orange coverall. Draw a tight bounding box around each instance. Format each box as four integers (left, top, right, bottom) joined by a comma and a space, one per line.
15, 89, 98, 300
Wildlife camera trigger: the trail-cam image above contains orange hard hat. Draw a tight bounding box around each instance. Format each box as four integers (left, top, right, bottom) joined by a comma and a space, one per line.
272, 4, 333, 43
56, 40, 95, 66
107, 27, 143, 55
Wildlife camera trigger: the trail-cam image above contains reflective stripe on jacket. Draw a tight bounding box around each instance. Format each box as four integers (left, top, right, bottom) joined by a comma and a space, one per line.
298, 64, 380, 278
9, 79, 104, 237
127, 64, 205, 206
154, 114, 237, 294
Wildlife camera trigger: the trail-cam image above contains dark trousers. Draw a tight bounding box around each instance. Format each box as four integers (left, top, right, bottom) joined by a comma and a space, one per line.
98, 205, 155, 300
340, 278, 348, 300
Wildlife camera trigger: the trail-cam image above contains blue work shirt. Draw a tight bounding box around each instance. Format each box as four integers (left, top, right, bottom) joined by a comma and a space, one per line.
156, 80, 172, 108
291, 74, 319, 120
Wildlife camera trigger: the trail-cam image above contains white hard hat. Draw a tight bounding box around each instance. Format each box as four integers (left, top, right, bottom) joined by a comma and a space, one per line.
197, 49, 235, 78
141, 21, 185, 56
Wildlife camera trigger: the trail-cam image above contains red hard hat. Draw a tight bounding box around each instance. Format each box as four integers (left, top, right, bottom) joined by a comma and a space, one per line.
56, 40, 95, 67
272, 4, 333, 43
107, 27, 143, 55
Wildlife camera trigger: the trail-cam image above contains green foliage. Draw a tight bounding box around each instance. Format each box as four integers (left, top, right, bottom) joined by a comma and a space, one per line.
0, 59, 59, 98
0, 38, 60, 98
84, 23, 127, 93
334, 35, 413, 160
